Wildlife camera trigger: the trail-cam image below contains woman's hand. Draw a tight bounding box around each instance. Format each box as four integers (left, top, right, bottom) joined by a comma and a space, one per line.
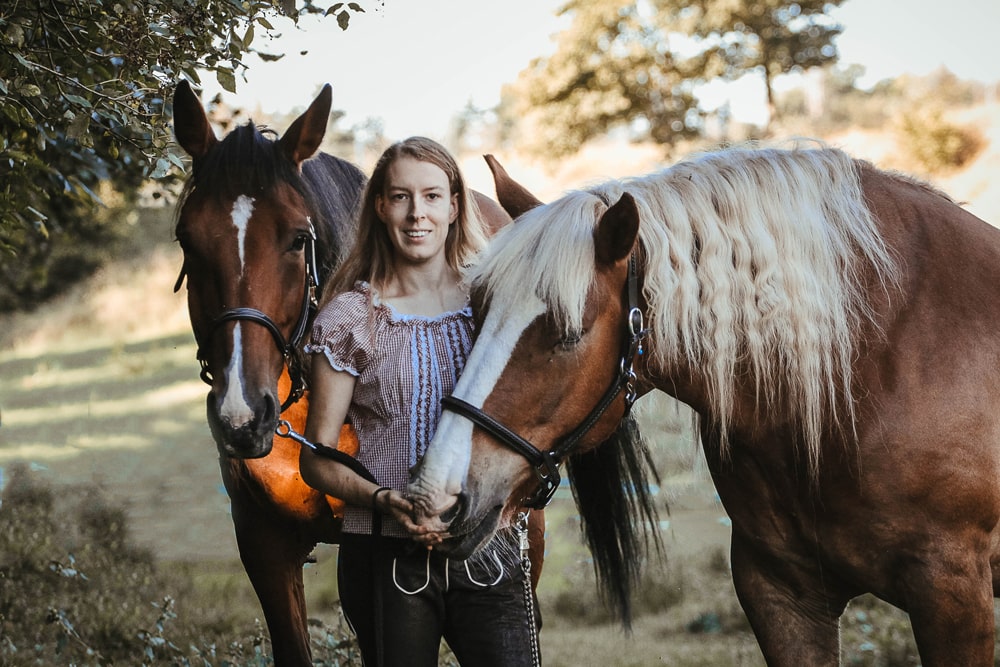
376, 490, 450, 546
377, 489, 417, 529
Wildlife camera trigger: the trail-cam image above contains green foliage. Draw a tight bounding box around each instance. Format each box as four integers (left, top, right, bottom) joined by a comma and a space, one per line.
0, 0, 365, 312
503, 0, 844, 160
897, 107, 984, 174
0, 464, 363, 666
0, 186, 136, 313
774, 65, 988, 140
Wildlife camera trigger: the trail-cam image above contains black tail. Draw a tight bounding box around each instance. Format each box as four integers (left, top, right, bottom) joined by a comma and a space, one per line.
565, 414, 663, 629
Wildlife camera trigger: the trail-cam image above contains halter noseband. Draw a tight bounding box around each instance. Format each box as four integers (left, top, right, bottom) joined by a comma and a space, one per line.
441, 254, 646, 510
188, 220, 319, 413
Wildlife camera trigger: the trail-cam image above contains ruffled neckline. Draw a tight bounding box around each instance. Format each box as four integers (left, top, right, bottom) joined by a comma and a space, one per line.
356, 281, 472, 324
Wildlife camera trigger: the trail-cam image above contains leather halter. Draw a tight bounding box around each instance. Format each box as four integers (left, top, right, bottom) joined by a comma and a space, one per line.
181, 220, 319, 413
441, 255, 646, 510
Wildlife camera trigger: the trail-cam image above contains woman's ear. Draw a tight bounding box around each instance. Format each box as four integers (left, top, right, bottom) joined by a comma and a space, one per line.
449, 193, 459, 224
375, 194, 386, 223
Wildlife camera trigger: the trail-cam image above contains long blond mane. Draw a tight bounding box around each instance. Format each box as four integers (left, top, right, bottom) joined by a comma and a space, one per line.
469, 145, 899, 476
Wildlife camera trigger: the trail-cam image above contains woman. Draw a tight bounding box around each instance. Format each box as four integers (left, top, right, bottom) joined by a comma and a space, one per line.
301, 137, 540, 666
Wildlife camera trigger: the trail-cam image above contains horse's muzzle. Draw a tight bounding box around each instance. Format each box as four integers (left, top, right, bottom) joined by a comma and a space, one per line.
431, 502, 505, 560
206, 392, 277, 459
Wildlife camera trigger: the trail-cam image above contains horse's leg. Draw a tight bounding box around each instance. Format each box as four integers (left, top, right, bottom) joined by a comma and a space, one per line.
229, 488, 314, 667
729, 532, 849, 667
899, 548, 994, 666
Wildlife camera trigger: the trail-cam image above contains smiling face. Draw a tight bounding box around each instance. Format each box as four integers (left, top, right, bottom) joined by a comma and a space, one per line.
376, 156, 458, 268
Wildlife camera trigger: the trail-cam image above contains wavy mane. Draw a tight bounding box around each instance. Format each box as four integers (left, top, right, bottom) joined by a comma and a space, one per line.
469, 145, 899, 475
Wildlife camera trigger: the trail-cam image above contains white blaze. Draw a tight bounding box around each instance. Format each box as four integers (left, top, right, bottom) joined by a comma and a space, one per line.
219, 324, 253, 427
231, 195, 254, 275
418, 294, 546, 495
218, 195, 255, 426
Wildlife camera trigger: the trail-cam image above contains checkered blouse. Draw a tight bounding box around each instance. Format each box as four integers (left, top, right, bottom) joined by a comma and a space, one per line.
306, 281, 474, 537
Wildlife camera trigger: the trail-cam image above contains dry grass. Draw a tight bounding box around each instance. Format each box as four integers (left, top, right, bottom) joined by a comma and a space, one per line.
0, 205, 192, 356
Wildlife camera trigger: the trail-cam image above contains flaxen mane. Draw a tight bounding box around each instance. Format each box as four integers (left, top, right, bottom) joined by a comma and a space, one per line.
469, 145, 899, 478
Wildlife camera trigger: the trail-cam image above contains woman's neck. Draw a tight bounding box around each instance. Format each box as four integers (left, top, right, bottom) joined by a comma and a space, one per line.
377, 261, 466, 317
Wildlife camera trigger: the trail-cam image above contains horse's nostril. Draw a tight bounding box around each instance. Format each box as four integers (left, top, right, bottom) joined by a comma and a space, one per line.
259, 392, 277, 430
439, 494, 466, 525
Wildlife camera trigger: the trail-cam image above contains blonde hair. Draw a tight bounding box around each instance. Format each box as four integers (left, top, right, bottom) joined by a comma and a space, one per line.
326, 137, 489, 302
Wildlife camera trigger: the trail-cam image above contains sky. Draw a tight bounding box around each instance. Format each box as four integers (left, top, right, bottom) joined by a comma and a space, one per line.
201, 0, 999, 140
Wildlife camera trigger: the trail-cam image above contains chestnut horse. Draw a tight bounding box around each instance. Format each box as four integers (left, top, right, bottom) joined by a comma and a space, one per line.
172, 82, 543, 666
409, 146, 1000, 665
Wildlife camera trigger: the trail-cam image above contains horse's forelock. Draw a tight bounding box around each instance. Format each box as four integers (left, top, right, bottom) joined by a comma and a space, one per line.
469, 191, 605, 336
187, 123, 294, 198
176, 122, 365, 286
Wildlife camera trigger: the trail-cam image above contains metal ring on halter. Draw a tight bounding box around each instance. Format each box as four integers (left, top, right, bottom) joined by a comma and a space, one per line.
392, 550, 432, 595
628, 306, 644, 336
464, 551, 506, 587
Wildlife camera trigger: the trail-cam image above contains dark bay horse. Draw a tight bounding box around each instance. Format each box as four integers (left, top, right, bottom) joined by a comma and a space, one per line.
408, 145, 1000, 665
172, 82, 544, 666
173, 80, 364, 666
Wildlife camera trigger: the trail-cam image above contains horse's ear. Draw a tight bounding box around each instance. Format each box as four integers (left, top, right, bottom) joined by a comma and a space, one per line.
594, 193, 640, 267
279, 83, 331, 166
173, 80, 218, 159
484, 154, 543, 220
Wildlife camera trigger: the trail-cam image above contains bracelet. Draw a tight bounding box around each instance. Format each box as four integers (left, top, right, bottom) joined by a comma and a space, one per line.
371, 486, 391, 512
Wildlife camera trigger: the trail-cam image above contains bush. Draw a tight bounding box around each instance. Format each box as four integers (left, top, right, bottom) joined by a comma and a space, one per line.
897, 108, 985, 174
0, 464, 362, 666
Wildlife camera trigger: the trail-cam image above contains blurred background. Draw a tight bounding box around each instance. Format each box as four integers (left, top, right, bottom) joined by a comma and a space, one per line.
1, 1, 998, 664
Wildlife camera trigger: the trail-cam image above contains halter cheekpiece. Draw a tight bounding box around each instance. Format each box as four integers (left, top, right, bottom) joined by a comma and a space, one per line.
184, 218, 319, 413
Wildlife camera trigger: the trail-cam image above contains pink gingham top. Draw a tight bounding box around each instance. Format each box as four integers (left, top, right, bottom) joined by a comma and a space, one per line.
306, 281, 473, 537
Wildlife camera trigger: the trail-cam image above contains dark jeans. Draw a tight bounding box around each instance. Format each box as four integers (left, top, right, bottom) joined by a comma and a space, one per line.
337, 531, 541, 667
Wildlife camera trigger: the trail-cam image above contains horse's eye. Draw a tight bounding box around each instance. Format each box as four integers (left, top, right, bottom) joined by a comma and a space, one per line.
290, 233, 309, 252
557, 332, 583, 351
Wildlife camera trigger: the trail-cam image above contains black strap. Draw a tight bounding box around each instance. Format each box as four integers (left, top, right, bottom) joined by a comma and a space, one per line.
441, 396, 561, 484
193, 228, 318, 413
309, 440, 377, 483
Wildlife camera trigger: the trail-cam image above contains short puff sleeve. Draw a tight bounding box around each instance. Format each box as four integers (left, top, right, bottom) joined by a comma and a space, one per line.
305, 285, 374, 377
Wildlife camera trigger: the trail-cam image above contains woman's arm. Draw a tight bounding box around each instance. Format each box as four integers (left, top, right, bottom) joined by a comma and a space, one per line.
300, 360, 373, 505
300, 360, 418, 523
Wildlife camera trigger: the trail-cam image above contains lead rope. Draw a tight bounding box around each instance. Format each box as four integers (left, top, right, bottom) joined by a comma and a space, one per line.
517, 512, 541, 667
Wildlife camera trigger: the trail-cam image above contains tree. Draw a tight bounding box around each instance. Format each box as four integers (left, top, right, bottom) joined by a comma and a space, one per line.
504, 0, 843, 159
0, 0, 364, 312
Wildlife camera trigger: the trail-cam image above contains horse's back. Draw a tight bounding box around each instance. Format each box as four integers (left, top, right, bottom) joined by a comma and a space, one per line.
302, 152, 366, 253
472, 189, 513, 235
859, 163, 1000, 373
